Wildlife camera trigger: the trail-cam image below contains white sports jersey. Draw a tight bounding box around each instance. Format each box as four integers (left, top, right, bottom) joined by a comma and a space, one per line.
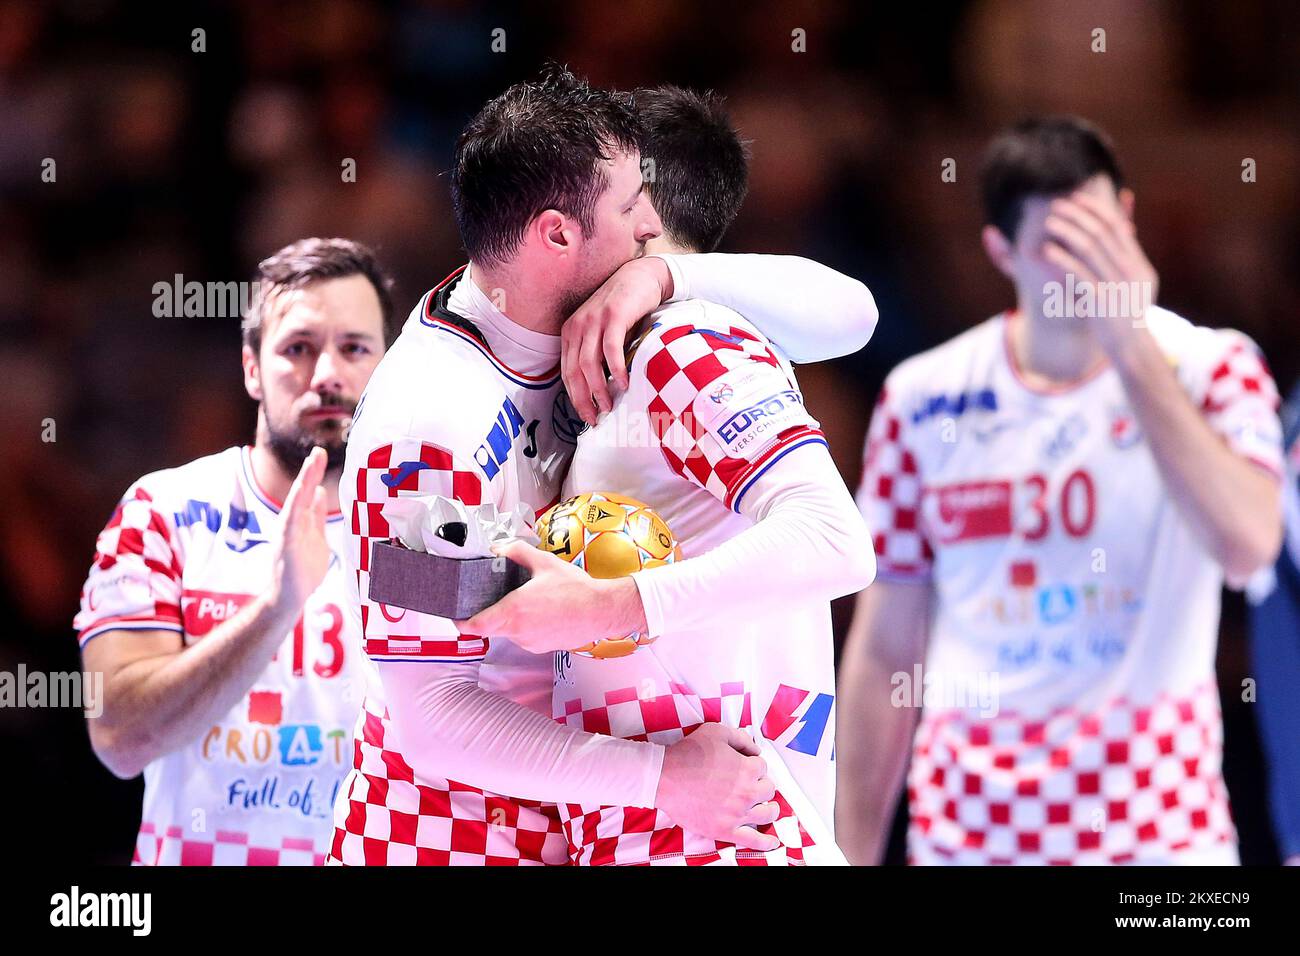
74, 446, 364, 865
857, 307, 1283, 865
329, 267, 578, 866
556, 299, 837, 865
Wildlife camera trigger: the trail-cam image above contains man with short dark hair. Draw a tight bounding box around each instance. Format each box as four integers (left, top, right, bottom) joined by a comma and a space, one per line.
837, 116, 1284, 865
76, 237, 394, 864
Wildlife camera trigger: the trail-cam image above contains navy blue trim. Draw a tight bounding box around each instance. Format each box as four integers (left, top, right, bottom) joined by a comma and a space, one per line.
730, 436, 829, 513
418, 319, 561, 390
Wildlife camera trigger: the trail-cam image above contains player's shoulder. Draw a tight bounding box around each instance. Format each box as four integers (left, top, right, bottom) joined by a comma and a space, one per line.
1143, 305, 1268, 375
882, 313, 1006, 404
630, 298, 776, 372
352, 292, 511, 453
643, 297, 767, 347
120, 446, 244, 508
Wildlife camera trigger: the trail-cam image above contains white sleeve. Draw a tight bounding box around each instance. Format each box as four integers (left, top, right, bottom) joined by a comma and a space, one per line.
630, 442, 877, 638
655, 253, 878, 364
378, 659, 664, 807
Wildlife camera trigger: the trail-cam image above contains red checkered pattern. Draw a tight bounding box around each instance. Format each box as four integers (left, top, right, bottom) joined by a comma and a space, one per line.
351, 439, 489, 661
327, 696, 569, 866
1199, 333, 1283, 477
133, 822, 324, 866
640, 321, 823, 510
856, 387, 934, 579
75, 485, 185, 644
554, 682, 813, 865
906, 681, 1235, 864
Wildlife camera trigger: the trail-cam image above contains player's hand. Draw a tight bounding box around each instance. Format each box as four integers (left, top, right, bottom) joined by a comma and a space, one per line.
1041, 189, 1159, 349
561, 256, 674, 426
454, 540, 649, 653
270, 446, 331, 611
656, 724, 783, 852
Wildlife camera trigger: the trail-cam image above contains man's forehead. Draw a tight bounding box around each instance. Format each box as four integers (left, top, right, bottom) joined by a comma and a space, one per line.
1026, 174, 1117, 212
260, 277, 382, 339
604, 148, 642, 180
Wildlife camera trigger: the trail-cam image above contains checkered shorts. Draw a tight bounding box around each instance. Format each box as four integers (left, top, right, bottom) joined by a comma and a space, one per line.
327, 697, 569, 866
907, 681, 1237, 864
133, 822, 325, 866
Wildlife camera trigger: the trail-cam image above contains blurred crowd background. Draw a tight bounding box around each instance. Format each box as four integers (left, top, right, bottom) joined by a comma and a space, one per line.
0, 0, 1295, 864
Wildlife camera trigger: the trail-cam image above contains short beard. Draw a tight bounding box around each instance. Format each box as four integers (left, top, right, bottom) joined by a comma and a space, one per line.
265, 421, 347, 476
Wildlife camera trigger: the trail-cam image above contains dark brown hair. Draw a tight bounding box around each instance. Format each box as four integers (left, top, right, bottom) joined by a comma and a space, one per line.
243, 237, 396, 353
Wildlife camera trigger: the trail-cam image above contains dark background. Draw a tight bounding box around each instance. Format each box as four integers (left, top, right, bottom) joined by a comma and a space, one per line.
0, 0, 1295, 864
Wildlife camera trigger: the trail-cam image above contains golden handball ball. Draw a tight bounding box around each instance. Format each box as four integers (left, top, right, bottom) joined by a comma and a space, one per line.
535, 492, 682, 659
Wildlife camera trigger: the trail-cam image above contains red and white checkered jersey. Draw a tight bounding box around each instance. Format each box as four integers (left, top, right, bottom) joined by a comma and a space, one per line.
74, 446, 365, 865
328, 267, 574, 866
556, 300, 836, 865
856, 306, 1283, 864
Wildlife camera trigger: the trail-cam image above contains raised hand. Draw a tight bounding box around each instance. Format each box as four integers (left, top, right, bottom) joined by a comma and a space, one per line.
1042, 189, 1159, 349
270, 446, 331, 611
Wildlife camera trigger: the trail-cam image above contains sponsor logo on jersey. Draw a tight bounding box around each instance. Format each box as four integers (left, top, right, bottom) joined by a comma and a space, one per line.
202, 688, 351, 819
978, 579, 1144, 632
715, 389, 804, 450
1043, 413, 1088, 460
911, 388, 998, 425
761, 684, 834, 758
695, 329, 745, 347
1110, 408, 1142, 449
923, 480, 1014, 544
174, 499, 268, 551
970, 420, 1018, 443
182, 589, 254, 637
380, 460, 430, 489
709, 383, 734, 404
475, 397, 527, 480
552, 390, 586, 444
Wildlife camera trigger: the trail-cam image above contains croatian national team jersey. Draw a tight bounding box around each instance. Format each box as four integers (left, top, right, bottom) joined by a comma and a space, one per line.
556, 299, 838, 865
74, 446, 364, 865
328, 267, 579, 866
857, 306, 1283, 865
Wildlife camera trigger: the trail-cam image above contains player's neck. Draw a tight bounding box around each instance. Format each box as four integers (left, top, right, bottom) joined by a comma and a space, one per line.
468, 261, 564, 335
250, 424, 342, 514
1010, 303, 1109, 388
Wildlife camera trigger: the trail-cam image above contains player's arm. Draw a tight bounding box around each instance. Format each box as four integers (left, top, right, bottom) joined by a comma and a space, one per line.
563, 253, 878, 423
379, 661, 779, 849
475, 440, 875, 646
835, 579, 931, 864
836, 377, 938, 863
1044, 191, 1282, 582
79, 449, 331, 779
365, 434, 779, 848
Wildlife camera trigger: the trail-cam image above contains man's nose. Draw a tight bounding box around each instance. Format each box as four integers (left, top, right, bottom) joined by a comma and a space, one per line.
311, 347, 344, 393
637, 197, 663, 242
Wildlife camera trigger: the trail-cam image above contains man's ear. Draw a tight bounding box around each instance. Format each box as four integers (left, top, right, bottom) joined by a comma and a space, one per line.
1117, 187, 1136, 222
533, 209, 576, 257
241, 344, 263, 402
981, 224, 1016, 281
